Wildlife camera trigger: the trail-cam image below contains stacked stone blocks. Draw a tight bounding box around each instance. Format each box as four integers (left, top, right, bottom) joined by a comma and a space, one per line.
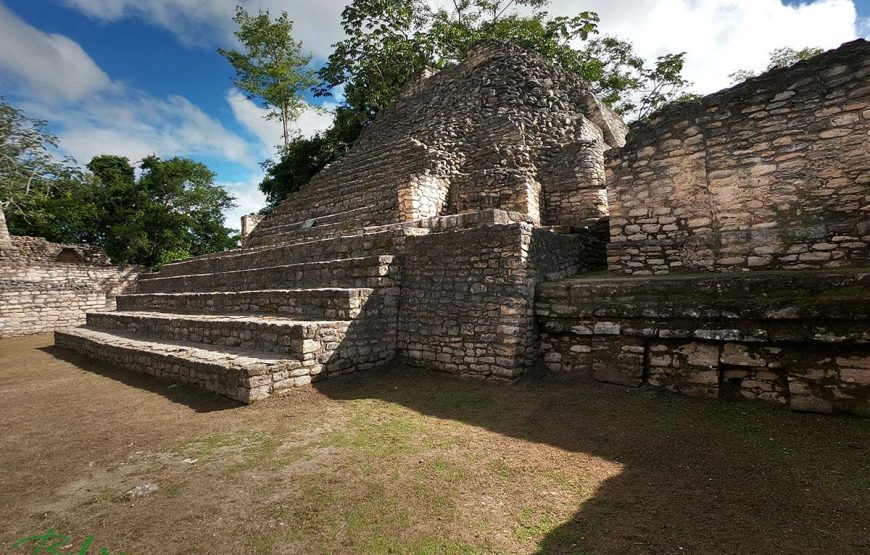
55, 41, 618, 402
606, 39, 868, 275
50, 39, 869, 417
1, 231, 140, 337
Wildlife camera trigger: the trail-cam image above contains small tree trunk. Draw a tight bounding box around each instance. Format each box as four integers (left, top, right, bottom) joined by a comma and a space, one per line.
281, 104, 290, 150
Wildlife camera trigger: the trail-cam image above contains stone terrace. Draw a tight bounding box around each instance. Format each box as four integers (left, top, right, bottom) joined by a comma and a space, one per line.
56, 41, 622, 403
53, 39, 869, 415
538, 40, 869, 416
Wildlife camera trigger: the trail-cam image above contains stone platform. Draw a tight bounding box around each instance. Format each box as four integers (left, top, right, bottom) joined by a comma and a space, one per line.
537, 270, 869, 415
56, 208, 601, 402
55, 40, 621, 403
54, 221, 408, 402
51, 39, 869, 415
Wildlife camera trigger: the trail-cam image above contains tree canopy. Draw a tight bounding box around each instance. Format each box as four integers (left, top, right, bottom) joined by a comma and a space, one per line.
1, 98, 238, 268
219, 6, 318, 150
0, 97, 81, 225
258, 0, 695, 210
729, 46, 824, 84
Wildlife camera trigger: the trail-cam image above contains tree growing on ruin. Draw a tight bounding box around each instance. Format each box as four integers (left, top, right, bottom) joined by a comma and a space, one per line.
257, 0, 694, 209
219, 6, 317, 150
728, 46, 824, 84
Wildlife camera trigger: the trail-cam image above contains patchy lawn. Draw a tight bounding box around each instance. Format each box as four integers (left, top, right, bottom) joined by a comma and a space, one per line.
1, 334, 867, 554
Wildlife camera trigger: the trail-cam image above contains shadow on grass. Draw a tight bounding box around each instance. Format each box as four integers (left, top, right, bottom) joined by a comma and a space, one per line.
314, 365, 869, 554
40, 344, 242, 413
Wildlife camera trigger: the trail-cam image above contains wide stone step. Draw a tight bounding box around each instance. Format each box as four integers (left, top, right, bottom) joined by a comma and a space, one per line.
536, 269, 870, 321
86, 311, 351, 357
137, 255, 398, 294
243, 211, 407, 248
156, 228, 415, 278
263, 149, 417, 219
254, 178, 401, 232
251, 203, 387, 234
117, 288, 374, 320
54, 327, 306, 403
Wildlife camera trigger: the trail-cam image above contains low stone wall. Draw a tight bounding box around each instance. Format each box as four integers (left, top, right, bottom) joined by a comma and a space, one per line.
1, 236, 109, 266
398, 222, 603, 379
1, 281, 108, 337
536, 271, 869, 416
0, 235, 141, 337
606, 39, 869, 275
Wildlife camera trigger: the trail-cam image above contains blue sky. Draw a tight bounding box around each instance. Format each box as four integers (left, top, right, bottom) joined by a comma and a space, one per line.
1, 0, 867, 229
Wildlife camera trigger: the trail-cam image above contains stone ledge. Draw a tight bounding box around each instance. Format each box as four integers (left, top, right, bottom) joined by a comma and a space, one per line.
537, 270, 870, 416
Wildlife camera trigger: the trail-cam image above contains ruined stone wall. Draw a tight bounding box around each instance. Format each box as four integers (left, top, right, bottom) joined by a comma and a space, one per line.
240, 214, 263, 239
244, 40, 627, 248
606, 39, 869, 275
0, 235, 140, 337
398, 222, 602, 379
0, 235, 110, 267
537, 271, 869, 416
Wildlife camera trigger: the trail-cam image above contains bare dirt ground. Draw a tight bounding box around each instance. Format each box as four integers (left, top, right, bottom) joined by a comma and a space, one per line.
1, 334, 867, 554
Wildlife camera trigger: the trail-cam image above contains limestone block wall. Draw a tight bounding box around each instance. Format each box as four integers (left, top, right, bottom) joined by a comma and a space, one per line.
540, 120, 609, 227
398, 222, 602, 379
0, 235, 141, 337
240, 214, 263, 239
606, 39, 869, 275
536, 271, 869, 416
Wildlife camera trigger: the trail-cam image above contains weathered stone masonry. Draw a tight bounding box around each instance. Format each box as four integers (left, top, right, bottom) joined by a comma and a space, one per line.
51, 40, 868, 416
55, 42, 619, 402
606, 39, 869, 275
537, 271, 869, 415
0, 218, 141, 338
538, 40, 869, 416
398, 221, 596, 379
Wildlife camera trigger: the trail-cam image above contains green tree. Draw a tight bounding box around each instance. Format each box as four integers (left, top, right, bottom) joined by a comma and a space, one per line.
87, 155, 238, 267
729, 46, 824, 84
0, 98, 238, 267
219, 6, 318, 149
11, 154, 238, 268
316, 0, 690, 121
0, 97, 81, 227
259, 1, 693, 209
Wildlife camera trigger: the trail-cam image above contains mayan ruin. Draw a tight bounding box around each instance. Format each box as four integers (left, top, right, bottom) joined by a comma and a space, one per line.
18, 39, 857, 416
1, 2, 868, 551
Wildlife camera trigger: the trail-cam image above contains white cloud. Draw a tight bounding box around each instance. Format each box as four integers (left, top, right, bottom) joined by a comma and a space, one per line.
0, 4, 254, 169
31, 92, 255, 168
227, 88, 337, 158
294, 102, 339, 137
0, 3, 112, 101
60, 0, 347, 57
57, 0, 863, 98
550, 0, 860, 94
219, 178, 267, 230
226, 89, 283, 156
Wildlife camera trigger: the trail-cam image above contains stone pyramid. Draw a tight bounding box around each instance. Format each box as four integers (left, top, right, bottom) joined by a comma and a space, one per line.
56, 41, 626, 402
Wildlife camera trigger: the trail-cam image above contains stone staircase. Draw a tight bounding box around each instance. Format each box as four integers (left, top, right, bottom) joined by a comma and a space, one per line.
55, 220, 419, 403
51, 38, 629, 404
